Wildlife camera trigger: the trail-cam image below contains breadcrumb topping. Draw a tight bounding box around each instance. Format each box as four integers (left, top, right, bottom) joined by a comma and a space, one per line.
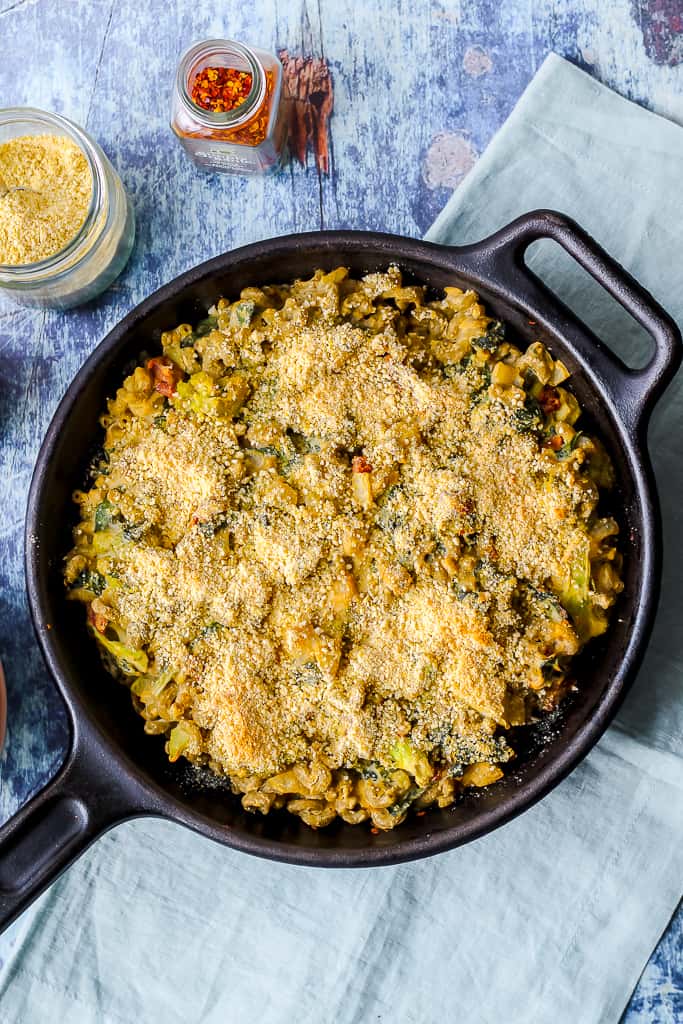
65, 267, 623, 830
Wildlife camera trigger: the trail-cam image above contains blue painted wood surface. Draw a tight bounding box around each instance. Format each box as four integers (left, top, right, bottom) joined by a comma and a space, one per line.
0, 1, 681, 1019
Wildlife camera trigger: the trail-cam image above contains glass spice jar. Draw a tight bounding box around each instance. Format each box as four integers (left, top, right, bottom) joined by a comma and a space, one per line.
171, 39, 287, 176
0, 108, 135, 309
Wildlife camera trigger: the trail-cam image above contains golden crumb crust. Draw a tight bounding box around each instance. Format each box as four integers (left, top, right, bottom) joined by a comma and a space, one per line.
65, 267, 622, 830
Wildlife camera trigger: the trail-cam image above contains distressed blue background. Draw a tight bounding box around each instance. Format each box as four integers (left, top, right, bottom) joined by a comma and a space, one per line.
0, 1, 681, 1019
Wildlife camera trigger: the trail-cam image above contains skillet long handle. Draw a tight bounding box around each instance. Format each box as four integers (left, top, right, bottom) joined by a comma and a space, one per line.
476, 209, 682, 433
0, 740, 139, 935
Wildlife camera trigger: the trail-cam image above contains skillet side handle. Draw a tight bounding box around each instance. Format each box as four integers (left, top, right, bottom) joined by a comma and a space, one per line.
482, 210, 682, 432
0, 740, 138, 935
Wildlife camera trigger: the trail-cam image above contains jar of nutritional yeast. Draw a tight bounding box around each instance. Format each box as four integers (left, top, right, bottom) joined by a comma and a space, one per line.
171, 39, 287, 175
0, 108, 135, 309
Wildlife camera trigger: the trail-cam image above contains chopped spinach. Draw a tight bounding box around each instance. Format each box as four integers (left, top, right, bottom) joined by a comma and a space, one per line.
198, 512, 229, 538
512, 407, 537, 432
472, 320, 505, 352
123, 521, 146, 541
195, 315, 218, 337
189, 621, 224, 650
250, 445, 281, 458
292, 661, 322, 685
469, 364, 492, 404
375, 484, 406, 533
444, 733, 511, 767
72, 570, 106, 596
357, 761, 392, 782
201, 621, 223, 637
389, 784, 424, 818
85, 446, 109, 484
541, 656, 567, 680
527, 587, 567, 623
556, 431, 583, 460
286, 429, 319, 454
512, 396, 543, 434
443, 354, 471, 377
476, 558, 513, 589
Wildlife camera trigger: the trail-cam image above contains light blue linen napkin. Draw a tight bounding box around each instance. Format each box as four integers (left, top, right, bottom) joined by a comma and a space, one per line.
1, 54, 682, 1024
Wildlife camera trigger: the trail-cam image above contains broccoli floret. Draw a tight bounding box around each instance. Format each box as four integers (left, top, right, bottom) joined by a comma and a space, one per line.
94, 500, 118, 532
389, 739, 434, 787
231, 301, 255, 328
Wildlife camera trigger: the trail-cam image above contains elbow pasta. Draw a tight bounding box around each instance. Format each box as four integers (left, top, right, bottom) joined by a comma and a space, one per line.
64, 266, 623, 831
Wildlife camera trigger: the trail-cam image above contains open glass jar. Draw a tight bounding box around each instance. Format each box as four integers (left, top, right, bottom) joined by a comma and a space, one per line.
171, 39, 287, 175
0, 108, 135, 310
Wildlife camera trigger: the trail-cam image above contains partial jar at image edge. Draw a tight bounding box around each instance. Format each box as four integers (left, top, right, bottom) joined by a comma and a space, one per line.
171, 39, 287, 175
0, 108, 135, 310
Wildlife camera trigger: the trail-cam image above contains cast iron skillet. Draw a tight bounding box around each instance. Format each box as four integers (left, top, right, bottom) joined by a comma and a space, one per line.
0, 210, 680, 934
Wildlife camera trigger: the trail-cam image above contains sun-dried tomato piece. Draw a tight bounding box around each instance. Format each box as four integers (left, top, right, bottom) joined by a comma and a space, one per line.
538, 385, 561, 415
87, 602, 108, 634
545, 434, 563, 451
147, 356, 182, 397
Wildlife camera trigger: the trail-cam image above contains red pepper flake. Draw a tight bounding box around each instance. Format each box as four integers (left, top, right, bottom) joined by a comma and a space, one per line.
352, 455, 373, 473
370, 827, 379, 835
190, 65, 253, 113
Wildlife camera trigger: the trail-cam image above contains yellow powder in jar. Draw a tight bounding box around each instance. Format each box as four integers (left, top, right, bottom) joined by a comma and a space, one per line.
0, 133, 93, 265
